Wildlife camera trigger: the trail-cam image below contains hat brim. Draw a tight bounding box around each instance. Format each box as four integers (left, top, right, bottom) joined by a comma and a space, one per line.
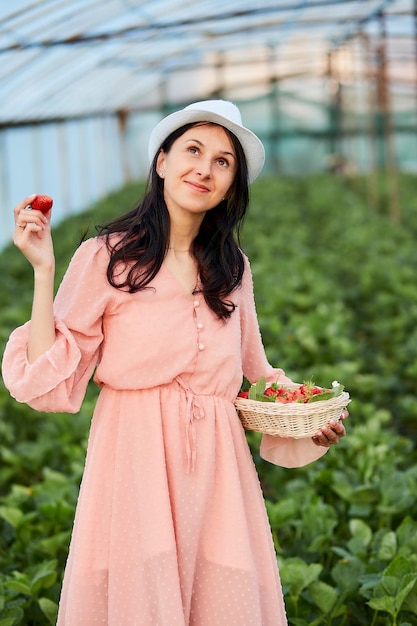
148, 108, 265, 184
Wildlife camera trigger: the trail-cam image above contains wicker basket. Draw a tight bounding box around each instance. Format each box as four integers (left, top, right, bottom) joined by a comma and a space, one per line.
235, 383, 350, 439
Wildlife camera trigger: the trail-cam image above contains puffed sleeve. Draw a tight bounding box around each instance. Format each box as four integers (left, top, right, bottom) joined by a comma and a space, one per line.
239, 254, 328, 468
1, 237, 113, 413
239, 255, 290, 385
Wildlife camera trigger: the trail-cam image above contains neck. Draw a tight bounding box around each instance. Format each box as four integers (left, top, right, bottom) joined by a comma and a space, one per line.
166, 207, 204, 253
169, 246, 190, 251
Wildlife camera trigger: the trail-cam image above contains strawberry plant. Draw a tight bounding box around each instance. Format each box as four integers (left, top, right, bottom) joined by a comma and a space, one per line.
1, 174, 417, 624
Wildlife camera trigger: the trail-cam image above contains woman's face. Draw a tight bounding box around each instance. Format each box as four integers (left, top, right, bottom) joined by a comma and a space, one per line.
156, 123, 237, 219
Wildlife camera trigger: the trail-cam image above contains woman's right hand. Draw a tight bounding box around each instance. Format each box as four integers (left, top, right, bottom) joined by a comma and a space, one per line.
13, 195, 55, 272
13, 195, 57, 362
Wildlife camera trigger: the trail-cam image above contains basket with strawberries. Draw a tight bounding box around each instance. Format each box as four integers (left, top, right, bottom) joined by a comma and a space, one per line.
235, 377, 350, 438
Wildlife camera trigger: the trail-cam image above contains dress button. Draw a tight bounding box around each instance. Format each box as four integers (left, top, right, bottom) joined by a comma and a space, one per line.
197, 322, 203, 330
193, 300, 200, 308
198, 343, 205, 351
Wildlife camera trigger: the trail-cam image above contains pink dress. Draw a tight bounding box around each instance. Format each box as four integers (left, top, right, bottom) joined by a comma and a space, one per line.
2, 237, 327, 626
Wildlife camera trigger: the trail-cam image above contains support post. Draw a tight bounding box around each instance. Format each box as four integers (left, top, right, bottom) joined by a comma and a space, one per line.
0, 129, 11, 248
376, 11, 400, 222
326, 48, 343, 174
117, 108, 131, 184
361, 33, 379, 211
415, 0, 417, 160
58, 121, 71, 215
213, 51, 225, 99
268, 45, 280, 172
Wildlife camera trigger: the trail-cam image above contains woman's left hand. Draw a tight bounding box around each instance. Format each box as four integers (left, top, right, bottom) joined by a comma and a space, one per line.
312, 409, 348, 447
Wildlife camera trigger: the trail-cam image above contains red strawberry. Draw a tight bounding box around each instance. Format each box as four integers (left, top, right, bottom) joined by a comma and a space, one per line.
312, 386, 324, 395
30, 195, 53, 213
276, 397, 290, 404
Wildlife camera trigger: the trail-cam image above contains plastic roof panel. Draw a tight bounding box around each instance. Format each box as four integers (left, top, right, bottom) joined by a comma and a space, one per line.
0, 0, 413, 125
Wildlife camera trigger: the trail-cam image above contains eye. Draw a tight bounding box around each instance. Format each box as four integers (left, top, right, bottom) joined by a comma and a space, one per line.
187, 145, 200, 155
216, 157, 229, 168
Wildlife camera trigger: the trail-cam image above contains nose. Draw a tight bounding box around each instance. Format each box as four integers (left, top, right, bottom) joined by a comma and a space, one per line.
196, 158, 212, 178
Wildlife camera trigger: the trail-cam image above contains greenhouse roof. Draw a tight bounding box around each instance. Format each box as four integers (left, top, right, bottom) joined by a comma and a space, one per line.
0, 0, 413, 126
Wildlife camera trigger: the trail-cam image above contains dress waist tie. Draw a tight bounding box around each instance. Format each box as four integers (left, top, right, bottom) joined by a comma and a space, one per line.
175, 377, 205, 472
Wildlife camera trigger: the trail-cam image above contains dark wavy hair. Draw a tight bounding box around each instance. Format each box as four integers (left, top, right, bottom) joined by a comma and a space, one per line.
96, 122, 250, 320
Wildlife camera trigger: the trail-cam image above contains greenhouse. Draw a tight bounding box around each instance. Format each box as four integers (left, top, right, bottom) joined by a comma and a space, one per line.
1, 1, 417, 625
0, 0, 415, 247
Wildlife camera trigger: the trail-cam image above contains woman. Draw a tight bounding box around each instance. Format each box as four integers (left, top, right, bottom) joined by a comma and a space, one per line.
2, 100, 347, 625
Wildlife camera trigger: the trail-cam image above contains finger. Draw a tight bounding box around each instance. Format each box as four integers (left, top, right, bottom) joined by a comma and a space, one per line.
14, 196, 50, 234
313, 419, 346, 447
312, 428, 332, 446
15, 209, 49, 231
327, 420, 346, 440
312, 434, 331, 448
13, 194, 37, 222
13, 222, 43, 246
14, 218, 46, 235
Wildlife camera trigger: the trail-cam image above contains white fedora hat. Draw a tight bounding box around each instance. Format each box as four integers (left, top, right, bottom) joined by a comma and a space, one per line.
148, 100, 265, 184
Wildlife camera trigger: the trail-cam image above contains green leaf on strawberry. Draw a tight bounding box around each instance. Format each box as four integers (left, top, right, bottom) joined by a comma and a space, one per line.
306, 383, 345, 403
249, 377, 266, 400
255, 393, 277, 403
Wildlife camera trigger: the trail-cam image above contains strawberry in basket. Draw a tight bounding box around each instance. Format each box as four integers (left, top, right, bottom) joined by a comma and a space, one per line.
238, 378, 345, 404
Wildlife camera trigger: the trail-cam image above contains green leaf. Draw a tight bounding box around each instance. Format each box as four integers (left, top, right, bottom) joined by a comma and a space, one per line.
368, 575, 417, 616
349, 519, 373, 547
4, 580, 32, 597
378, 531, 397, 561
384, 555, 415, 579
0, 506, 24, 528
404, 589, 417, 613
332, 557, 364, 593
367, 596, 397, 615
0, 608, 25, 626
30, 560, 58, 594
248, 377, 266, 400
266, 498, 298, 527
307, 384, 345, 403
254, 393, 276, 403
36, 531, 71, 557
309, 580, 338, 613
279, 557, 322, 596
396, 517, 417, 553
38, 597, 59, 624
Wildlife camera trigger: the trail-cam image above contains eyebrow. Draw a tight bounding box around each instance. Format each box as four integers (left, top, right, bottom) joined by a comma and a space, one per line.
185, 138, 236, 160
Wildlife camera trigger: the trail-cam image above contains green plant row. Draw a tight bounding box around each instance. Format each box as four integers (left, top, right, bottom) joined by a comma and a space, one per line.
1, 174, 417, 624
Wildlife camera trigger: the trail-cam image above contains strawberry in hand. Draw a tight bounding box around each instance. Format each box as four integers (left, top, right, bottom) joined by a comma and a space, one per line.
27, 195, 53, 213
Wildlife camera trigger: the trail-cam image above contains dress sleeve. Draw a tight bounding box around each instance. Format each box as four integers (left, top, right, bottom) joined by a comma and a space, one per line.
1, 237, 112, 413
239, 254, 290, 385
239, 254, 328, 468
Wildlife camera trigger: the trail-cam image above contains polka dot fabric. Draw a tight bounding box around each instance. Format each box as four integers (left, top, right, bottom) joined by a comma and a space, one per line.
2, 237, 328, 625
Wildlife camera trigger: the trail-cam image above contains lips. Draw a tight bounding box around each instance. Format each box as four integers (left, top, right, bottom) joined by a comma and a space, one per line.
185, 180, 210, 193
